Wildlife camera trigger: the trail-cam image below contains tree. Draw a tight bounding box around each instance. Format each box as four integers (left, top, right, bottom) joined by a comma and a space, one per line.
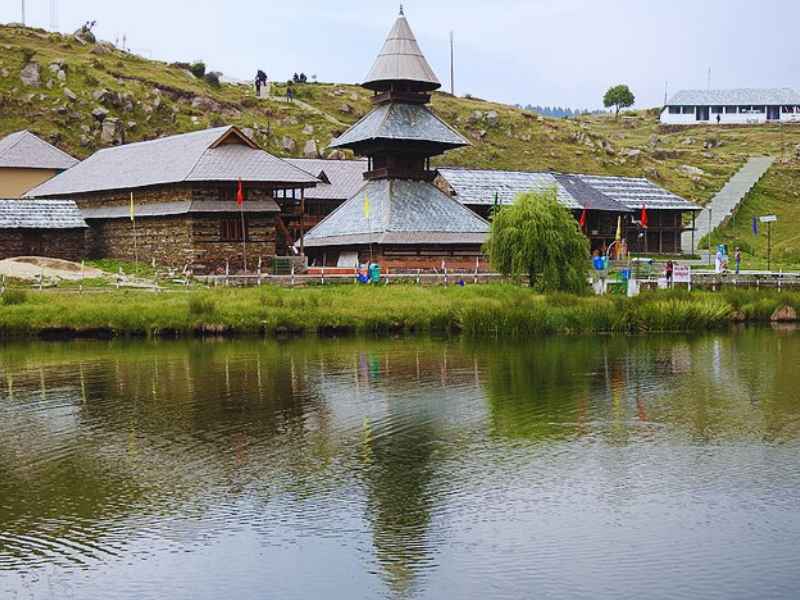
603, 84, 635, 118
484, 189, 590, 293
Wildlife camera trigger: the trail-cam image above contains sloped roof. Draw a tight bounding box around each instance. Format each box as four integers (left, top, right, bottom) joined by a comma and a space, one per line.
330, 102, 469, 150
302, 178, 489, 247
363, 11, 440, 92
27, 126, 318, 197
0, 130, 78, 170
80, 199, 279, 220
666, 88, 800, 106
286, 158, 369, 200
576, 175, 700, 211
437, 168, 583, 209
437, 167, 698, 212
0, 198, 87, 229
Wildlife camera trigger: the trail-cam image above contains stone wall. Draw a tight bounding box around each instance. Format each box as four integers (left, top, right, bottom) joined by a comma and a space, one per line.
307, 244, 487, 272
87, 216, 194, 267
0, 228, 86, 261
191, 215, 276, 273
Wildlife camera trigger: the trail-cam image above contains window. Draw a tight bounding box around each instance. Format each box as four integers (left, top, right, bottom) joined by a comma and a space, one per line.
711, 106, 723, 114
753, 106, 766, 113
782, 106, 795, 113
220, 218, 248, 242
725, 106, 738, 114
668, 106, 681, 114
681, 106, 695, 114
218, 187, 249, 203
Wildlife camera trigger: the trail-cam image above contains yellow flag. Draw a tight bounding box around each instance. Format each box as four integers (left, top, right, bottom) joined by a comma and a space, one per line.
615, 215, 622, 242
363, 191, 370, 218
130, 192, 135, 222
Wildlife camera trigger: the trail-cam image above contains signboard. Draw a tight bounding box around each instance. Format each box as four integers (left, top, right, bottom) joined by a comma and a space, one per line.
760, 215, 778, 223
673, 264, 691, 284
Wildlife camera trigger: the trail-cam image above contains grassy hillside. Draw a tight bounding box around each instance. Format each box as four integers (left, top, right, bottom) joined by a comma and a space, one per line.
1, 24, 798, 264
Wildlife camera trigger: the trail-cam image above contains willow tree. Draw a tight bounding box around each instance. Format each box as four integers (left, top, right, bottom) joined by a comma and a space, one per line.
484, 189, 590, 292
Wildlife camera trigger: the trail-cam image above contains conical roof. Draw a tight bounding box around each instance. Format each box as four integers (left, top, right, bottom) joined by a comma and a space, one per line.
303, 179, 488, 247
363, 10, 441, 92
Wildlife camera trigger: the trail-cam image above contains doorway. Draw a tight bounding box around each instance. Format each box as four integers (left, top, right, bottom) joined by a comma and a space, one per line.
767, 106, 780, 121
696, 106, 710, 121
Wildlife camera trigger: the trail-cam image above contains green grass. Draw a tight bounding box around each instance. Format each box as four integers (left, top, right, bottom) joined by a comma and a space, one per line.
0, 284, 797, 339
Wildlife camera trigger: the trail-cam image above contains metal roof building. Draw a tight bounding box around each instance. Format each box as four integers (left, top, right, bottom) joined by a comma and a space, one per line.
661, 88, 800, 125
285, 158, 369, 201
28, 126, 318, 197
0, 131, 78, 170
665, 88, 800, 106
0, 198, 87, 229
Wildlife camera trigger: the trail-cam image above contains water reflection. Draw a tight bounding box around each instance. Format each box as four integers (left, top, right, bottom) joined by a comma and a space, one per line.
0, 329, 799, 599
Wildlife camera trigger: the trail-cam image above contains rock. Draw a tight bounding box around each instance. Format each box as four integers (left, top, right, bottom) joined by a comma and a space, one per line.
648, 134, 660, 147
302, 124, 314, 135
54, 104, 68, 115
0, 68, 8, 78
20, 62, 41, 87
681, 137, 695, 145
349, 92, 359, 102
91, 106, 109, 122
126, 121, 137, 131
92, 88, 110, 102
57, 69, 66, 81
79, 134, 93, 147
468, 110, 483, 125
478, 129, 487, 139
704, 136, 721, 149
339, 103, 354, 114
602, 140, 616, 155
326, 149, 347, 160
46, 79, 54, 89
281, 136, 296, 153
90, 45, 111, 55
770, 305, 798, 322
191, 96, 222, 112
679, 164, 705, 177
303, 139, 320, 158
702, 151, 715, 159
100, 117, 124, 145
644, 167, 661, 180
485, 110, 498, 126
62, 87, 78, 101
626, 148, 642, 159
332, 88, 345, 96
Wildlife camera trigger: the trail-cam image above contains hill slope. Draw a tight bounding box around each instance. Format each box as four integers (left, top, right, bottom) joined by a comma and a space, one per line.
1, 24, 799, 264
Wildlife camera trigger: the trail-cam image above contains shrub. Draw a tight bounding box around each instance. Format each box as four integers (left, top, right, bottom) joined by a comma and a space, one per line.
190, 61, 206, 78
204, 71, 220, 87
1, 289, 27, 306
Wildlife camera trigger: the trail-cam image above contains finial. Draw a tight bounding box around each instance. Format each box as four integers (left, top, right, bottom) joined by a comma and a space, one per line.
399, 4, 404, 16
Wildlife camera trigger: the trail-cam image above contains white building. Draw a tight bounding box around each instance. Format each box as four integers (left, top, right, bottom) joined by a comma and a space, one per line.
660, 88, 800, 125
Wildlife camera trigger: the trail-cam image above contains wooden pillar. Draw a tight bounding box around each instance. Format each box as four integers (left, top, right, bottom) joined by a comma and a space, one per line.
300, 187, 305, 257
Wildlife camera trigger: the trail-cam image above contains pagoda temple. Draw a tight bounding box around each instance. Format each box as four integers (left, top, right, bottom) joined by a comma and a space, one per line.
302, 8, 489, 270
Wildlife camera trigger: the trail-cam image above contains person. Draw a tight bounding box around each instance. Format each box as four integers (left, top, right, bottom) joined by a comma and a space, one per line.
665, 260, 674, 288
286, 85, 294, 103
254, 73, 261, 98
715, 248, 724, 274
716, 113, 721, 125
735, 247, 742, 274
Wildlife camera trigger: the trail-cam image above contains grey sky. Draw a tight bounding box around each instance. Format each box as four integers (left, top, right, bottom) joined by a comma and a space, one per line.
3, 0, 798, 109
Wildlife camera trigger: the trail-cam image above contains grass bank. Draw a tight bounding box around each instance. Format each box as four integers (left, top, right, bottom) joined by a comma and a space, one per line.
0, 285, 799, 340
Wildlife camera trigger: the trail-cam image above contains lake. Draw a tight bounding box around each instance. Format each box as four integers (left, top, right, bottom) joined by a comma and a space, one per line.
1, 329, 799, 599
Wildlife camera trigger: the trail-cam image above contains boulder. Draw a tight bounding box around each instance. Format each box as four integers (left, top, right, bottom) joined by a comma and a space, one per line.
644, 167, 661, 180
679, 164, 705, 177
350, 92, 359, 102
281, 136, 296, 153
91, 106, 109, 122
20, 62, 40, 87
191, 96, 222, 112
89, 45, 111, 56
626, 148, 642, 159
485, 110, 498, 126
92, 88, 110, 102
100, 117, 124, 145
57, 69, 66, 81
62, 87, 78, 101
467, 110, 483, 125
302, 124, 314, 135
0, 68, 9, 78
303, 139, 320, 158
326, 149, 347, 160
648, 134, 660, 147
681, 137, 695, 145
339, 103, 354, 114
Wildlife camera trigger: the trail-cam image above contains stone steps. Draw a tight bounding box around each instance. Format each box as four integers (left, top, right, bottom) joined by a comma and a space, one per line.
682, 156, 775, 254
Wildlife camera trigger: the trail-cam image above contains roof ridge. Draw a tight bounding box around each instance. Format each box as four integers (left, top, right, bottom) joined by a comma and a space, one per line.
0, 130, 28, 158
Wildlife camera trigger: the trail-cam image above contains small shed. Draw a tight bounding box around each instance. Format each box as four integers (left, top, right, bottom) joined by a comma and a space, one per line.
0, 131, 78, 198
0, 198, 88, 261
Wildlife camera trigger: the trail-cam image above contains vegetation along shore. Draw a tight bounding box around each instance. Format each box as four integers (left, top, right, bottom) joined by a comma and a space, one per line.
0, 285, 798, 340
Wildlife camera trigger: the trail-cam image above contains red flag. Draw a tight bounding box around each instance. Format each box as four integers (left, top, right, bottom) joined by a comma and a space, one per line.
236, 179, 245, 207
640, 205, 648, 229
578, 208, 588, 230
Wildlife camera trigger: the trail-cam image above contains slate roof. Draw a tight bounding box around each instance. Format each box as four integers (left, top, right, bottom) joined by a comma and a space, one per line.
666, 88, 800, 106
437, 168, 583, 210
0, 198, 87, 229
286, 158, 368, 200
362, 11, 440, 92
437, 167, 699, 212
0, 130, 78, 170
27, 126, 318, 197
576, 175, 700, 211
330, 102, 469, 150
80, 200, 280, 220
302, 178, 489, 247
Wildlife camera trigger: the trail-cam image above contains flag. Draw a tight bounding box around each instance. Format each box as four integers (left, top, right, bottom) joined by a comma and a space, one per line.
640, 205, 648, 228
130, 192, 135, 222
752, 216, 759, 235
363, 191, 371, 218
615, 216, 622, 242
578, 208, 588, 230
236, 179, 245, 207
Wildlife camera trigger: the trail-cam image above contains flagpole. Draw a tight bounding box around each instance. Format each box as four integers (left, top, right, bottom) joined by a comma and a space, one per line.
240, 203, 247, 273
131, 192, 138, 269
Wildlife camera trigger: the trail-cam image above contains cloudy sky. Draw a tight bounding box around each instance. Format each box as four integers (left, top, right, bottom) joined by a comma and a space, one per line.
3, 0, 798, 109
